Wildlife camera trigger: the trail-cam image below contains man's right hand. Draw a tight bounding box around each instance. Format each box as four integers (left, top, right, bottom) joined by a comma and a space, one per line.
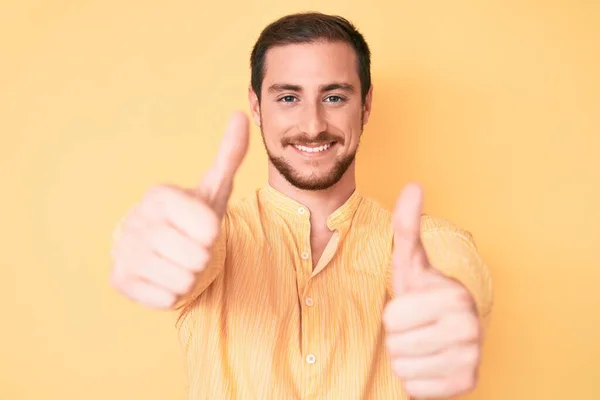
110, 111, 250, 309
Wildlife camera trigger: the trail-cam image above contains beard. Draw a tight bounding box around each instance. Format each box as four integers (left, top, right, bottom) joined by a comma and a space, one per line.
260, 114, 363, 191
267, 147, 357, 191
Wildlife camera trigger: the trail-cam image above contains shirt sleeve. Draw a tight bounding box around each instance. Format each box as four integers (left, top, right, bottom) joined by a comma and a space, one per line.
173, 212, 229, 317
420, 216, 494, 335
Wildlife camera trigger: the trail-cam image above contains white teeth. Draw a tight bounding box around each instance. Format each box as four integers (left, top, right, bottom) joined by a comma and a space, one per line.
293, 143, 333, 153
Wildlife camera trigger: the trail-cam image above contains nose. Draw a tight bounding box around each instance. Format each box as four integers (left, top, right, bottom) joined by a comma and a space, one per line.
297, 102, 328, 138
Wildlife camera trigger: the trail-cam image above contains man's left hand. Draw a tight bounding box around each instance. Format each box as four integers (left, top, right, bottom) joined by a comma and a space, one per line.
383, 183, 482, 398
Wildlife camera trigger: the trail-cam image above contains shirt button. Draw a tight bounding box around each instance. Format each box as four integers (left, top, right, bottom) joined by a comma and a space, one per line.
301, 251, 310, 260
305, 297, 314, 307
297, 207, 306, 215
306, 354, 316, 364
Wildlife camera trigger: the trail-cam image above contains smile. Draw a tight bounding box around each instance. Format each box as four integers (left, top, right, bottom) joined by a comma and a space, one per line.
293, 142, 334, 153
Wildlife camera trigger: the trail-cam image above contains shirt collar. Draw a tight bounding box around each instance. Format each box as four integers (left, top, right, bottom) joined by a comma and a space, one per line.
259, 184, 363, 231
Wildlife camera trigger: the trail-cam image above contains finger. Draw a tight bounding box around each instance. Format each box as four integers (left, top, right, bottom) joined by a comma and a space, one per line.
121, 279, 177, 310
139, 185, 221, 247
383, 287, 473, 332
392, 182, 427, 293
386, 311, 480, 357
198, 111, 250, 212
134, 256, 197, 295
403, 373, 477, 398
145, 224, 212, 272
386, 323, 445, 357
391, 344, 479, 380
393, 354, 446, 380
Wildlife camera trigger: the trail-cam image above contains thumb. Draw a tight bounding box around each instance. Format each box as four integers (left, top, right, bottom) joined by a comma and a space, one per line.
391, 182, 427, 295
198, 111, 250, 215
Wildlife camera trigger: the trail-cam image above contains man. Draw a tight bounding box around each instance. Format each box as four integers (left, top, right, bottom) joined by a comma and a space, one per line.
110, 12, 493, 400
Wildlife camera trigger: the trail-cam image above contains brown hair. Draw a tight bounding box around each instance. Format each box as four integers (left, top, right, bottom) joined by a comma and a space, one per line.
250, 12, 372, 103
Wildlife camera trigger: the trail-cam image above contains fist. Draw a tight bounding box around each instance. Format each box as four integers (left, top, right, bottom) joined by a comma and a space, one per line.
109, 111, 249, 309
384, 183, 482, 398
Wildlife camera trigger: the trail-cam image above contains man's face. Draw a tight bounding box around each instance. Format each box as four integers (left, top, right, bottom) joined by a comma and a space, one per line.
249, 40, 372, 191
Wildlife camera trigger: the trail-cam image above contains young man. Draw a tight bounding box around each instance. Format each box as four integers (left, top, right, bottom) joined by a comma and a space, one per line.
110, 12, 493, 400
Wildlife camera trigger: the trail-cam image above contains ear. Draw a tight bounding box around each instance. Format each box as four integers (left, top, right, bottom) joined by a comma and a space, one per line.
248, 86, 261, 127
362, 85, 374, 125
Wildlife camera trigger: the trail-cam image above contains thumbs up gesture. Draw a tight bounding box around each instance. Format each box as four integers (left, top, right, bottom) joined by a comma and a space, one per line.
110, 111, 249, 309
383, 183, 482, 398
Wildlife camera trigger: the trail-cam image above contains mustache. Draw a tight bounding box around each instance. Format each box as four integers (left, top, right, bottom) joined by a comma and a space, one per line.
282, 132, 344, 146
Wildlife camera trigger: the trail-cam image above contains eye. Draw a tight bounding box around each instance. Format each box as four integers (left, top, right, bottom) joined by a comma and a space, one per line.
325, 95, 345, 103
279, 95, 297, 103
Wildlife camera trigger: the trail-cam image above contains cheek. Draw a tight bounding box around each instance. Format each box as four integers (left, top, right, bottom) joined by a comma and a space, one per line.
271, 107, 298, 128
262, 109, 296, 141
331, 119, 362, 146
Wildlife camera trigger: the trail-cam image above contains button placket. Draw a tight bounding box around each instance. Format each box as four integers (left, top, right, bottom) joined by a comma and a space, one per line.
296, 204, 319, 373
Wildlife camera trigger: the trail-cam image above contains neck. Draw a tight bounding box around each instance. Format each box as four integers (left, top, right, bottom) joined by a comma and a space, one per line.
267, 162, 357, 231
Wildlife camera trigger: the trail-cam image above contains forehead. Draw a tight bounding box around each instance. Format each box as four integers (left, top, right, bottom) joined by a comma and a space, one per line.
262, 41, 360, 86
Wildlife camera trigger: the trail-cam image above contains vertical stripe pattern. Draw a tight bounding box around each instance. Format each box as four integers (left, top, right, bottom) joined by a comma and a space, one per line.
176, 185, 493, 399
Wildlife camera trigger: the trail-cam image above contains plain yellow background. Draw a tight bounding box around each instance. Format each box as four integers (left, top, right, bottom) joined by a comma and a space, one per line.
1, 1, 599, 399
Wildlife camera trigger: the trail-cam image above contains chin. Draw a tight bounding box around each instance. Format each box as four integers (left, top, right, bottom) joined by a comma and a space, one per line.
284, 167, 347, 191
268, 151, 355, 191
288, 177, 340, 191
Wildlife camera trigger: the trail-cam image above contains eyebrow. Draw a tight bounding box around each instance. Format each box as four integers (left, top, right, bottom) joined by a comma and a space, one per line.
267, 82, 356, 94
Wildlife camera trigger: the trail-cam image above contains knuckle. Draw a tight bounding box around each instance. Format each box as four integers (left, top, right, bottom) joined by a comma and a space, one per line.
110, 264, 135, 293
445, 377, 464, 395
385, 335, 399, 354
382, 307, 395, 330
176, 271, 196, 295
382, 300, 402, 330
464, 345, 481, 366
144, 184, 175, 201
466, 317, 481, 340
182, 241, 205, 267
403, 380, 420, 397
165, 293, 178, 308
461, 371, 477, 392
207, 228, 220, 247
391, 358, 405, 378
190, 249, 210, 272
153, 292, 177, 310
446, 373, 476, 396
199, 215, 220, 246
140, 187, 163, 210
115, 218, 148, 256
453, 313, 480, 342
452, 286, 471, 305
141, 184, 180, 215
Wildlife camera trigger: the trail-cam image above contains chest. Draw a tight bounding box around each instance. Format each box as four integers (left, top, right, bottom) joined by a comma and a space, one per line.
310, 229, 334, 268
224, 229, 392, 307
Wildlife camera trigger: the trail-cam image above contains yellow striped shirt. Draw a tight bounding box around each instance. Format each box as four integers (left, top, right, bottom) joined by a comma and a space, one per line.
176, 185, 493, 399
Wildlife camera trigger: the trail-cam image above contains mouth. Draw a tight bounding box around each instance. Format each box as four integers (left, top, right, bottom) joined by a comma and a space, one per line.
291, 141, 336, 155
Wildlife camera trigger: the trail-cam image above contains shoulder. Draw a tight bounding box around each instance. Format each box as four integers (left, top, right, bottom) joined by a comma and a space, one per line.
356, 195, 393, 225
225, 191, 259, 216
217, 190, 262, 237
420, 215, 478, 248
357, 195, 477, 246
